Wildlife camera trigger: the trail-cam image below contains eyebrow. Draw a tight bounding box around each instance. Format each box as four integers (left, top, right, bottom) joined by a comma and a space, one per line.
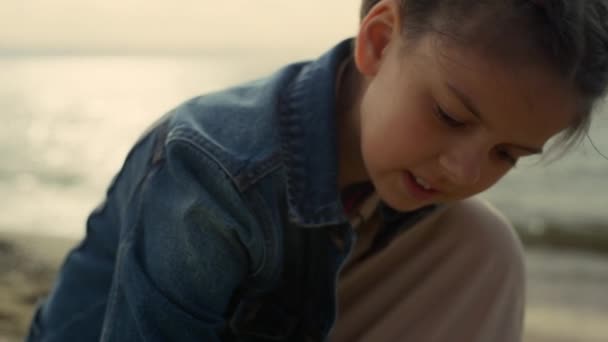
445, 82, 544, 155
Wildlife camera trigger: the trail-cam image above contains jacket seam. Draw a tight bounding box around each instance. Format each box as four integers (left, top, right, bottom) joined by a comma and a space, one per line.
164, 135, 268, 284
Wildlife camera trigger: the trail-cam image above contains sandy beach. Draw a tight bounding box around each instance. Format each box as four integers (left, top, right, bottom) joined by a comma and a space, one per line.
1, 231, 607, 342
0, 232, 74, 341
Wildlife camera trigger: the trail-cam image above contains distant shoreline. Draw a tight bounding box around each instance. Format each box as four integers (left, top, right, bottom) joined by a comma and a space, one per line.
514, 221, 608, 255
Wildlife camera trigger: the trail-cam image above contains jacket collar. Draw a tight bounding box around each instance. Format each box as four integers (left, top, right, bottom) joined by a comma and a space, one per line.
278, 39, 353, 227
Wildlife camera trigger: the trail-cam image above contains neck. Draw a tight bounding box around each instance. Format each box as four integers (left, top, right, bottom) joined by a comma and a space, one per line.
335, 57, 371, 190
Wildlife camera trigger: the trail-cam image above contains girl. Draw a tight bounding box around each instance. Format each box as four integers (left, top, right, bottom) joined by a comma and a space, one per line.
27, 0, 608, 341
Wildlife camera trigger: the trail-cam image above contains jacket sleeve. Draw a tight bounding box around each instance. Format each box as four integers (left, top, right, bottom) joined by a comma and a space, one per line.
99, 130, 265, 342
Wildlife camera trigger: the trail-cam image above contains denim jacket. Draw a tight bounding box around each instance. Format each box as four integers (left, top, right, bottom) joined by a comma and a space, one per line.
28, 39, 434, 342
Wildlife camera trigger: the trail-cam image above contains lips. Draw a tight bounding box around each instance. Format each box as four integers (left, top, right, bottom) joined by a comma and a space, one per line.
414, 175, 433, 190
403, 171, 439, 201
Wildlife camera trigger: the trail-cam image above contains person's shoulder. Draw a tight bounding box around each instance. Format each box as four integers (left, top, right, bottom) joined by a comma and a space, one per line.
162, 74, 295, 192
416, 197, 524, 263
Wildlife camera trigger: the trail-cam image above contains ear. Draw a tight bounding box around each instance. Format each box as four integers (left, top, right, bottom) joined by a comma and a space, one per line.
354, 0, 402, 77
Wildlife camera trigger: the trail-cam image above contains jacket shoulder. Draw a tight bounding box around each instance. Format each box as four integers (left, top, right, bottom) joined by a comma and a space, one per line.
164, 72, 295, 191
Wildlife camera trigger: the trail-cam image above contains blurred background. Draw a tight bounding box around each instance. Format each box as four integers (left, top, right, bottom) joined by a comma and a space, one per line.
0, 0, 606, 341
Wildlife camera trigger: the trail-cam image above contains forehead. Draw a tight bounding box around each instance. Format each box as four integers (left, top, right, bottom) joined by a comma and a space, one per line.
408, 35, 582, 145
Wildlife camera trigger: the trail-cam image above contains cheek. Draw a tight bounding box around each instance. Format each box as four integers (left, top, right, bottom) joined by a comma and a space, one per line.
487, 167, 511, 188
359, 73, 449, 169
360, 100, 442, 169
363, 82, 435, 136
465, 167, 510, 196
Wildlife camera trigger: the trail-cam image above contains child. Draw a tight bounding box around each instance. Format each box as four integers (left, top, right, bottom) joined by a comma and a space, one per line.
27, 0, 608, 341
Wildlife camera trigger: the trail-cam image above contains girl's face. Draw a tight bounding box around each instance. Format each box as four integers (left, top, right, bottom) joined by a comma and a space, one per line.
354, 7, 581, 212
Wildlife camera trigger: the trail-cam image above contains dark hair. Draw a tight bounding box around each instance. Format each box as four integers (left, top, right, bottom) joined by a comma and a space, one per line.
360, 0, 608, 151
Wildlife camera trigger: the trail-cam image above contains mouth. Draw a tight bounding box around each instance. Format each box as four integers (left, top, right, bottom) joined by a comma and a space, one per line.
403, 171, 439, 201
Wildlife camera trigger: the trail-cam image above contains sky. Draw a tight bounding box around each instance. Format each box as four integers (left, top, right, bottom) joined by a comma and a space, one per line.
0, 0, 359, 54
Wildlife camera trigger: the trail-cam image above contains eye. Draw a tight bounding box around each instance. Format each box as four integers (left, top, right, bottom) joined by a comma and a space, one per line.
434, 105, 465, 128
497, 149, 518, 166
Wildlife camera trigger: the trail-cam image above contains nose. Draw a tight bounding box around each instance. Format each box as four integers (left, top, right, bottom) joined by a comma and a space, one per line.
439, 144, 483, 186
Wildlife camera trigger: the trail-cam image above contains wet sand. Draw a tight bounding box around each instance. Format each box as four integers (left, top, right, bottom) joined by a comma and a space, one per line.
1, 232, 606, 342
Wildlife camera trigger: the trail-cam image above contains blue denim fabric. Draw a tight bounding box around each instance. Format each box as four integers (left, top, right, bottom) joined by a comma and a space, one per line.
26, 39, 433, 342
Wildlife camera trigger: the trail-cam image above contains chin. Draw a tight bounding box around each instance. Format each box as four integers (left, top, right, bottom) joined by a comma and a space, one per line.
370, 175, 429, 212
388, 200, 431, 212
374, 186, 430, 212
